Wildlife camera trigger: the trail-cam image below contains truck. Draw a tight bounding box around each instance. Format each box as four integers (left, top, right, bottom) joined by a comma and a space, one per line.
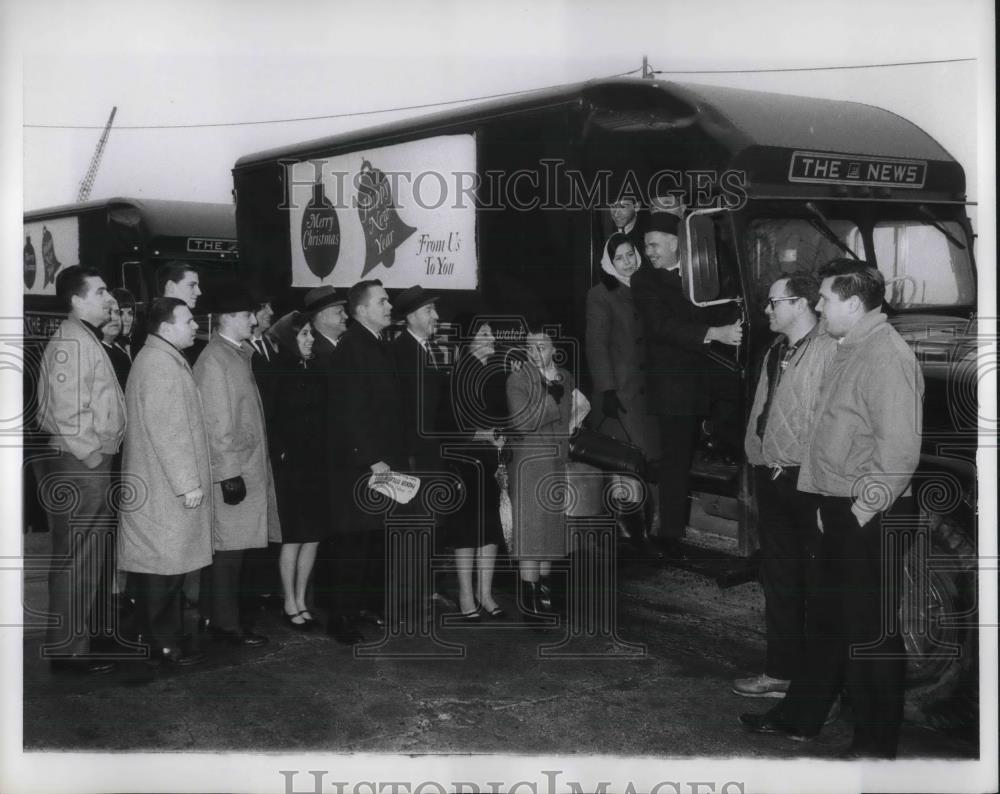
231, 78, 979, 730
22, 197, 241, 531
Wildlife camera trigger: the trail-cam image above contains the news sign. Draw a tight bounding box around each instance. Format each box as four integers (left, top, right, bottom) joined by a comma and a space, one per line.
788, 151, 927, 189
23, 217, 80, 295
286, 134, 477, 290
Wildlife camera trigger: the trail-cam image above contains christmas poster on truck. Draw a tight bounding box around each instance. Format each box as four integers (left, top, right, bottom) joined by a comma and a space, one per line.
23, 217, 80, 295
286, 134, 478, 290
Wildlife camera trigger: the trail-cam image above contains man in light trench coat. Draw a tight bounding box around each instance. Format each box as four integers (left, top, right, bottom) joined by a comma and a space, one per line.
194, 287, 281, 647
118, 298, 213, 666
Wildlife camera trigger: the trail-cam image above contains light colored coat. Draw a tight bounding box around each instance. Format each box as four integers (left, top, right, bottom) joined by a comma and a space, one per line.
506, 365, 573, 559
37, 316, 126, 464
118, 334, 214, 575
798, 311, 924, 513
585, 276, 661, 458
194, 334, 281, 551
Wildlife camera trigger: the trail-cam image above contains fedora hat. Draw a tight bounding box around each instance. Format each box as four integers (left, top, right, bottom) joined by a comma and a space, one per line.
393, 285, 438, 319
304, 285, 347, 314
215, 285, 258, 314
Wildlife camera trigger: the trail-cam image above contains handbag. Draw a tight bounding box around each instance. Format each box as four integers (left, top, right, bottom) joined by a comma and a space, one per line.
568, 417, 648, 480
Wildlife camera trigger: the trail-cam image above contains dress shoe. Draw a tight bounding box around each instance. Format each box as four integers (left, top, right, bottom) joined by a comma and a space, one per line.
327, 615, 364, 645
739, 708, 814, 742
732, 673, 790, 698
156, 646, 205, 666
50, 657, 117, 675
282, 611, 314, 631
208, 626, 269, 647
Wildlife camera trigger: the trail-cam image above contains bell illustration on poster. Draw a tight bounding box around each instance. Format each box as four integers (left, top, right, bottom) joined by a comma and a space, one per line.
24, 235, 36, 289
357, 158, 417, 276
41, 225, 62, 287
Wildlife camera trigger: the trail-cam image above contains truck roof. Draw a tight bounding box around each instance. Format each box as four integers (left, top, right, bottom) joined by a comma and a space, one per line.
24, 197, 236, 239
233, 77, 958, 170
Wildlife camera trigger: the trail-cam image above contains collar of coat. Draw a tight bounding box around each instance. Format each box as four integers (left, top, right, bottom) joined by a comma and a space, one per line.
839, 310, 888, 348
211, 332, 254, 358
599, 270, 624, 292
143, 332, 194, 369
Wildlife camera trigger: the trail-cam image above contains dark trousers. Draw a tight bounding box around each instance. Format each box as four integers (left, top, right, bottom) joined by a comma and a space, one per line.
128, 572, 186, 651
780, 496, 905, 757
199, 549, 246, 631
331, 529, 386, 617
43, 453, 115, 657
754, 466, 821, 680
656, 415, 699, 539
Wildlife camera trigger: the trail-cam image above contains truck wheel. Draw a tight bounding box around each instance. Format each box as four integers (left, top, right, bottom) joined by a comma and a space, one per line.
900, 505, 978, 740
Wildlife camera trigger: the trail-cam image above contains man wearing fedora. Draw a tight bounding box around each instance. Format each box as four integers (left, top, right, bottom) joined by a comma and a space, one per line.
304, 285, 349, 368
193, 286, 282, 647
631, 212, 743, 558
391, 285, 456, 618
325, 279, 404, 643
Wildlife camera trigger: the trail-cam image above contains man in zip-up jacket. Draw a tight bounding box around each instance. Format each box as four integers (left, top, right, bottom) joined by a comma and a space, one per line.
36, 266, 126, 674
734, 274, 837, 699
742, 259, 923, 759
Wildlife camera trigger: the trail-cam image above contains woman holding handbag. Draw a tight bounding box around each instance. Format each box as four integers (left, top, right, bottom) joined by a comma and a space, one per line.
441, 315, 508, 620
505, 324, 574, 619
585, 232, 662, 555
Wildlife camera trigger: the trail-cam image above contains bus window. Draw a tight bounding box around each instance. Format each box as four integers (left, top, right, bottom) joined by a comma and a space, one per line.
872, 220, 976, 309
744, 217, 861, 300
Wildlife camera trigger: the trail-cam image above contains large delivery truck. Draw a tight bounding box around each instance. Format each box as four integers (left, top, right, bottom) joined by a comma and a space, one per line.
231, 78, 979, 726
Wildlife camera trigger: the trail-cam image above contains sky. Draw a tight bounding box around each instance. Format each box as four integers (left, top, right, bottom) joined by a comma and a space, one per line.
1, 1, 997, 792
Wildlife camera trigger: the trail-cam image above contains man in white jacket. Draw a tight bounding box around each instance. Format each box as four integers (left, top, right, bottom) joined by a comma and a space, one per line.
37, 266, 126, 674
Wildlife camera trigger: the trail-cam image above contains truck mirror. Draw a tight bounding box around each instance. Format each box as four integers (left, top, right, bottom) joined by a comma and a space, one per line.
679, 210, 724, 306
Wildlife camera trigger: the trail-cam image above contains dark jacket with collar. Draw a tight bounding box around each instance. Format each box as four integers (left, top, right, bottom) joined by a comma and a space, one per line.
391, 329, 449, 468
630, 261, 732, 416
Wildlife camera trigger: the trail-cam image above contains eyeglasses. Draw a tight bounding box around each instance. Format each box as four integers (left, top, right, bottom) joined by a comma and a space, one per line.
766, 296, 801, 310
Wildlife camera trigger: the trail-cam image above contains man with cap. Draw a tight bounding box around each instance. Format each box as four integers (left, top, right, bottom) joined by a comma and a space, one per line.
631, 212, 743, 558
193, 286, 281, 647
304, 285, 349, 369
324, 279, 404, 643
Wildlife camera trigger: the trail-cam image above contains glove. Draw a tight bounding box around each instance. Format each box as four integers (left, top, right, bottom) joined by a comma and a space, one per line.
220, 476, 247, 506
602, 389, 627, 419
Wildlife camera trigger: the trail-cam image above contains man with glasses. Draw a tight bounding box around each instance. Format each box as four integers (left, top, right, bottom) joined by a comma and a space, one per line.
733, 274, 837, 698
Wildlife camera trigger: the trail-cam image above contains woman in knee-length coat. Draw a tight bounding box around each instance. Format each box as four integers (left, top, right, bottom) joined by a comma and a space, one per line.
506, 325, 573, 619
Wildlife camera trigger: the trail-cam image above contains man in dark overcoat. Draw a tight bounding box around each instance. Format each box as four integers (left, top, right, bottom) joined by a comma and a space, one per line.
325, 279, 405, 643
630, 212, 743, 555
304, 285, 349, 370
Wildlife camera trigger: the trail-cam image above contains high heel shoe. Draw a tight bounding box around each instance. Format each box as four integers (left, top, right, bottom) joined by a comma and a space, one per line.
282, 611, 313, 631
478, 597, 506, 619
458, 601, 483, 622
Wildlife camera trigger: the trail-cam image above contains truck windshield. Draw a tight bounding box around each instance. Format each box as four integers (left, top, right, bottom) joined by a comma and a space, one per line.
744, 217, 975, 310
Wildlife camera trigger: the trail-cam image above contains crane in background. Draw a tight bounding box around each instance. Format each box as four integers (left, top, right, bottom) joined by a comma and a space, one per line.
76, 106, 117, 202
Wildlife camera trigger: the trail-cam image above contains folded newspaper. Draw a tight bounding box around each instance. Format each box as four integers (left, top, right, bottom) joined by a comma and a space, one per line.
367, 471, 421, 505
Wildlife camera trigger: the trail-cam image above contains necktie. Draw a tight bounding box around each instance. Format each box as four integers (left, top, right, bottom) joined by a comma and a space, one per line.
254, 338, 269, 361
425, 340, 443, 370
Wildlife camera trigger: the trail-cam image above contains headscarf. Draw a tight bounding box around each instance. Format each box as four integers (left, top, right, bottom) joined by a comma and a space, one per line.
601, 232, 636, 288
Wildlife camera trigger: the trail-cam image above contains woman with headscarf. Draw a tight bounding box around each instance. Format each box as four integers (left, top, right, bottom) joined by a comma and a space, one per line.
269, 310, 330, 630
585, 232, 661, 553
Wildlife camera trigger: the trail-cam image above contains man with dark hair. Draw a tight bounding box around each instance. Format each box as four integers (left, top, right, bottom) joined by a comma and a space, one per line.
37, 265, 126, 674
110, 287, 137, 360
741, 259, 923, 759
632, 212, 743, 557
325, 279, 404, 643
193, 288, 281, 647
733, 273, 836, 698
154, 262, 204, 364
119, 298, 211, 666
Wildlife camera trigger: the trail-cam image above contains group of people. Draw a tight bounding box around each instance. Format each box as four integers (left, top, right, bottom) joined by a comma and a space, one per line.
35, 199, 923, 759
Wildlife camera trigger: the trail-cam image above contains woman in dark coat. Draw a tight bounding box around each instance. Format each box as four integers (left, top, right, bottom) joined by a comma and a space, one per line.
443, 316, 508, 619
270, 311, 330, 629
585, 233, 662, 551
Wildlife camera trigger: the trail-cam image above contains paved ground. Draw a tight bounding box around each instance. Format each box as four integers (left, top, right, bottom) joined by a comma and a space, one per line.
20, 531, 977, 762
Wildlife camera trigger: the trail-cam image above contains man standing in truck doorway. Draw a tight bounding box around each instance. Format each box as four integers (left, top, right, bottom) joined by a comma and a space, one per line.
741, 259, 923, 759
631, 212, 743, 558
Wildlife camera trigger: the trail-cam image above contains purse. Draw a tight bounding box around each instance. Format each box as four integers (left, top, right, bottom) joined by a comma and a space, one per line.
568, 417, 648, 480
